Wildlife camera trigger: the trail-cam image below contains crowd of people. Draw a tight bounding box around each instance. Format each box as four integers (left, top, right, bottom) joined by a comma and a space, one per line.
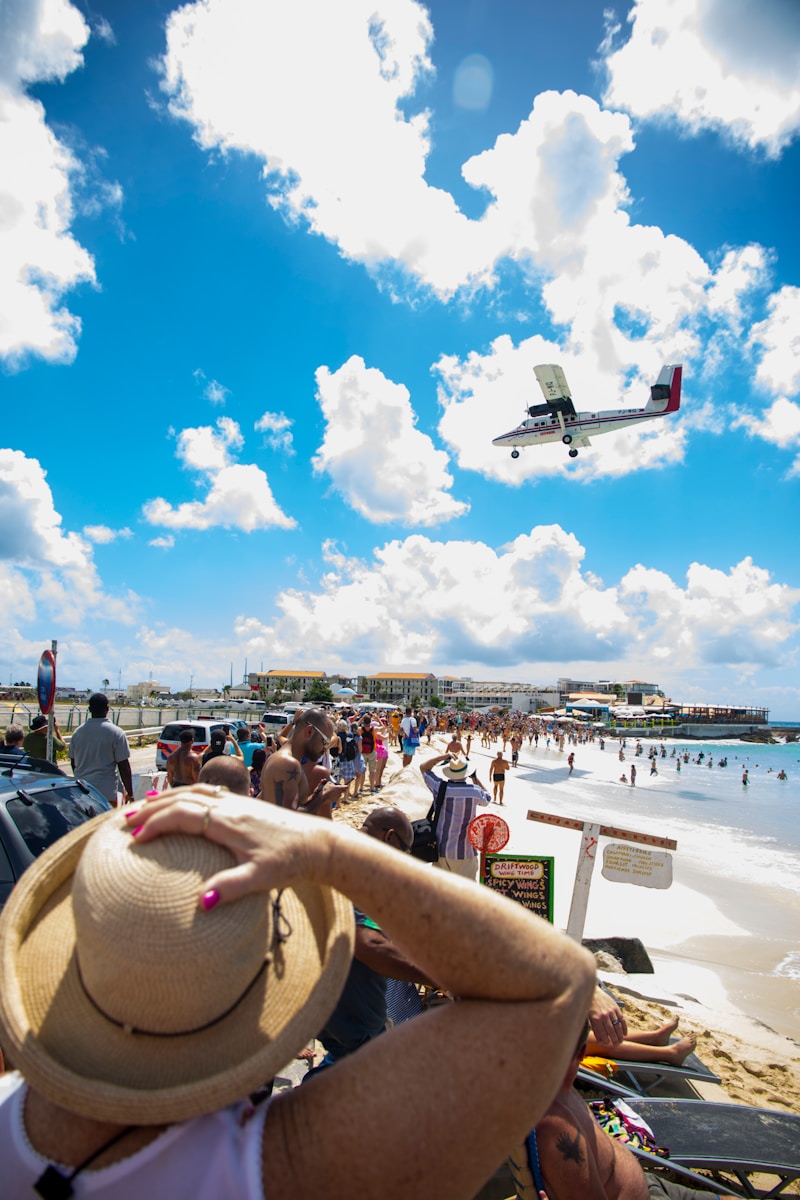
0, 695, 781, 1196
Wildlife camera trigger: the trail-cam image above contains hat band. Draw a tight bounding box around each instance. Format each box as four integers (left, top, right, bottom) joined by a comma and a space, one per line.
73, 889, 293, 1038
75, 955, 269, 1038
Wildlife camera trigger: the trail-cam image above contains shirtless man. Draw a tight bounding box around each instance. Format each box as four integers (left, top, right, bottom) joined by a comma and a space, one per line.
445, 732, 466, 758
490, 750, 510, 805
166, 730, 202, 788
534, 1028, 721, 1199
260, 708, 343, 815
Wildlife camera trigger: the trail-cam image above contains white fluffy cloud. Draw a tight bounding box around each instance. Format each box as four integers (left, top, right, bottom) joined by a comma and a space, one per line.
0, 0, 99, 365
620, 557, 800, 669
435, 334, 687, 482
232, 528, 799, 677
312, 356, 468, 524
602, 0, 800, 156
749, 286, 800, 396
159, 6, 771, 392
0, 448, 138, 624
83, 524, 133, 543
143, 417, 296, 532
255, 411, 294, 454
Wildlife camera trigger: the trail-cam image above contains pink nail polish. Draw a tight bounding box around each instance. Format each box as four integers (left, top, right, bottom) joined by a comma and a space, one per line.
202, 889, 220, 911
131, 825, 144, 838
124, 809, 139, 820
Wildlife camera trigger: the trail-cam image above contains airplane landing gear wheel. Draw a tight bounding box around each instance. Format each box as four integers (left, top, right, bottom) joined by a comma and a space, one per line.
511, 449, 520, 459
562, 433, 572, 445
568, 448, 579, 458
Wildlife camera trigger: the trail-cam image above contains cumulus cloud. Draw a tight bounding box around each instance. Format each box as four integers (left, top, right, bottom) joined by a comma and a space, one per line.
158, 0, 774, 384
435, 334, 686, 483
149, 534, 175, 549
143, 417, 296, 532
620, 557, 800, 669
231, 527, 799, 678
83, 524, 133, 543
601, 0, 800, 156
0, 449, 138, 624
0, 0, 100, 366
255, 411, 294, 454
312, 356, 468, 524
749, 286, 800, 396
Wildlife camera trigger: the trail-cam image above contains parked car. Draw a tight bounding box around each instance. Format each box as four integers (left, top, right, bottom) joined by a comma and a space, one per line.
155, 720, 230, 770
259, 711, 294, 736
0, 753, 112, 914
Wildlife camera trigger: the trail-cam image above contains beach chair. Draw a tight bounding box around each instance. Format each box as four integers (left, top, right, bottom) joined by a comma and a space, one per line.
576, 1078, 800, 1199
620, 1097, 800, 1198
579, 1047, 721, 1095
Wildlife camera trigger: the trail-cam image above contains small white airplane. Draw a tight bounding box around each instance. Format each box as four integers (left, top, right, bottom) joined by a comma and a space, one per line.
492, 363, 682, 459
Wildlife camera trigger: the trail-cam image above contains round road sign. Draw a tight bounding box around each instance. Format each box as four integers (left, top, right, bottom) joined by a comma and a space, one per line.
37, 649, 56, 715
467, 813, 510, 853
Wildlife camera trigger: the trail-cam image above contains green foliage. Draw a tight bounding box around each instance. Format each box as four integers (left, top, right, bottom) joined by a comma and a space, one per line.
429, 695, 444, 709
306, 679, 335, 702
410, 693, 421, 709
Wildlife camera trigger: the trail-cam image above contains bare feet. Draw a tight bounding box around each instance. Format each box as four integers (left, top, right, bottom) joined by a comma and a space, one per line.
662, 1033, 697, 1066
627, 1016, 680, 1048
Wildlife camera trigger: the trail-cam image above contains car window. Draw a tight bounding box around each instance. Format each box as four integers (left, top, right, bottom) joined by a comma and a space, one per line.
6, 786, 110, 859
161, 724, 187, 740
0, 837, 14, 884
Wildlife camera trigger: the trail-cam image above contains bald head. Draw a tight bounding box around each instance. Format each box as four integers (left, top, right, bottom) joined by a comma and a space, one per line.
361, 806, 414, 853
198, 756, 251, 796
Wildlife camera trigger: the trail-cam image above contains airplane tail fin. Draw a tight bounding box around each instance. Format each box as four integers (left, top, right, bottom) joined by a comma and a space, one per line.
645, 364, 681, 413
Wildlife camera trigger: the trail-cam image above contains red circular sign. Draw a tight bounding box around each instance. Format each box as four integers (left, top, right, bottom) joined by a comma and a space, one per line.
37, 649, 56, 715
468, 813, 510, 853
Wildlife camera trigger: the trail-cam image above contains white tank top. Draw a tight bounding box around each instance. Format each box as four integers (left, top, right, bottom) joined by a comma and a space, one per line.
0, 1073, 269, 1198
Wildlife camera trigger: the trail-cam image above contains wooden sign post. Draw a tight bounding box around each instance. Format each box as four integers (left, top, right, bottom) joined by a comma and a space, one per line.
527, 809, 677, 942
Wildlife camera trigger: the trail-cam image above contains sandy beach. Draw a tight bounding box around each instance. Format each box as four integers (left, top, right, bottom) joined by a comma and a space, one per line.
334, 730, 800, 1133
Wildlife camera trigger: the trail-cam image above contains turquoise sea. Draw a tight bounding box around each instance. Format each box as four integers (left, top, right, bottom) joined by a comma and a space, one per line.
509, 734, 800, 1039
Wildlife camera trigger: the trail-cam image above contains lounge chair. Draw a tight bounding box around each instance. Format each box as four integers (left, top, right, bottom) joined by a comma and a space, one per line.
580, 1046, 721, 1095
621, 1097, 800, 1199
576, 1078, 800, 1199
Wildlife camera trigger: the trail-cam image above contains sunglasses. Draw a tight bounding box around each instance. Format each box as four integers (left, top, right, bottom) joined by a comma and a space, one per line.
307, 720, 333, 748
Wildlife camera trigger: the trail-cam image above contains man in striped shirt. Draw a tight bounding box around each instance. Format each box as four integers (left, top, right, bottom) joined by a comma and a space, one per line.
419, 752, 491, 882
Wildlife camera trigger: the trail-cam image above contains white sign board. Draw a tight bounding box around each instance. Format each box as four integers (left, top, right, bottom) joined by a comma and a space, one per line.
601, 842, 673, 890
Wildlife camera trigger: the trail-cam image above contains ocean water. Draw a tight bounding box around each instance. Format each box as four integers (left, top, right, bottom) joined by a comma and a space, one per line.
560, 738, 800, 893
509, 736, 800, 1034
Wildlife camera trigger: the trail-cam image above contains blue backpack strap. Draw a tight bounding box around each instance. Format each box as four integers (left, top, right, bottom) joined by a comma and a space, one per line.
525, 1127, 546, 1195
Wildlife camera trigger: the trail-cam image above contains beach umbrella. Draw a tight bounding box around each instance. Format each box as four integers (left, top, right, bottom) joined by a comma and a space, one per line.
335, 687, 356, 695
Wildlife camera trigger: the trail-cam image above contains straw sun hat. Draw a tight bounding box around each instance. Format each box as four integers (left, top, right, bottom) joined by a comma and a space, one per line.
442, 757, 471, 781
0, 807, 354, 1125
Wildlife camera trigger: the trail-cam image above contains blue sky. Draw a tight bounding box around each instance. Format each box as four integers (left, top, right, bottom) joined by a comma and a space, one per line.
2, 0, 800, 715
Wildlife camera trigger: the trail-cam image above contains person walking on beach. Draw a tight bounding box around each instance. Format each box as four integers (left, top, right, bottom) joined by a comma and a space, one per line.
630, 763, 636, 787
490, 750, 510, 805
567, 751, 575, 775
69, 693, 133, 806
400, 708, 419, 766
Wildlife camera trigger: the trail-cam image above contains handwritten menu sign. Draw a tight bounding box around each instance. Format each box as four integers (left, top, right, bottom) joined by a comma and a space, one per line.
481, 854, 554, 923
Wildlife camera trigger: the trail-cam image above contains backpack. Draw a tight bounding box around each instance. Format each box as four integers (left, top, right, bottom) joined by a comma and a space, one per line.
340, 730, 357, 761
410, 780, 447, 863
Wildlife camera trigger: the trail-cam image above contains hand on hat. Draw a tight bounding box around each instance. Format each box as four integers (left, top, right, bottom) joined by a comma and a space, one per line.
125, 786, 335, 907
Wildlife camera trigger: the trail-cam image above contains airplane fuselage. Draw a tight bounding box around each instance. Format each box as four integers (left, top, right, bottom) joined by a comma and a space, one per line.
492, 364, 682, 459
492, 404, 665, 449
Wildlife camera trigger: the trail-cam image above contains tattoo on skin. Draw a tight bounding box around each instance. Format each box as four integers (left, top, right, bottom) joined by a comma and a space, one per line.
556, 1129, 584, 1166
